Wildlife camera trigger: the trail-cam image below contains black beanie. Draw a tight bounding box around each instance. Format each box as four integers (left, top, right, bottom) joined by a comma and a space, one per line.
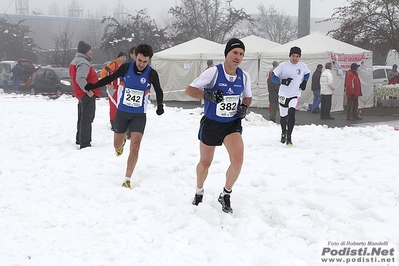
78, 41, 91, 54
224, 38, 245, 57
289, 46, 301, 57
117, 51, 127, 58
350, 63, 359, 70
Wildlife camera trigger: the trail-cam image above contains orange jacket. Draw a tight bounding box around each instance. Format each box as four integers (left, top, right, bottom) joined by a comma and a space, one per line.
100, 59, 121, 89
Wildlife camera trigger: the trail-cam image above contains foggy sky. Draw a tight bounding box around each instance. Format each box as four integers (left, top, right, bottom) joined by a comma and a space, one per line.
1, 0, 348, 19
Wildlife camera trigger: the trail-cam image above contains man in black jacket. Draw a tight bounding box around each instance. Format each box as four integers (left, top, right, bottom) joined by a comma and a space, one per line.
11, 63, 23, 93
310, 64, 323, 113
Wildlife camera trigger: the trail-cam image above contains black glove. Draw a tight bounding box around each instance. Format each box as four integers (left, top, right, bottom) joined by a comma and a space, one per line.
156, 103, 164, 115
204, 90, 224, 103
85, 83, 94, 91
350, 94, 355, 98
236, 104, 248, 119
281, 78, 293, 86
299, 80, 307, 90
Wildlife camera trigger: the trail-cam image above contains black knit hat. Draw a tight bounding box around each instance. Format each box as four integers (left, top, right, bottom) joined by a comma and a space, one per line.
350, 63, 359, 70
289, 46, 301, 57
117, 51, 127, 58
224, 38, 245, 57
78, 41, 91, 54
317, 64, 323, 69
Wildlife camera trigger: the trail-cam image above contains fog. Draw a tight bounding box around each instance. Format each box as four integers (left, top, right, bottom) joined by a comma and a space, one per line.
1, 0, 348, 19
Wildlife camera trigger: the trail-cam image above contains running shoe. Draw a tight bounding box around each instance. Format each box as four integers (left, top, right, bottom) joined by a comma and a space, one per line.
192, 194, 203, 206
218, 193, 233, 213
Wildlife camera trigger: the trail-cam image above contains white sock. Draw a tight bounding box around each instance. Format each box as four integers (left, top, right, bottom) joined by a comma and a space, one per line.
196, 187, 204, 195
124, 177, 131, 182
221, 187, 232, 196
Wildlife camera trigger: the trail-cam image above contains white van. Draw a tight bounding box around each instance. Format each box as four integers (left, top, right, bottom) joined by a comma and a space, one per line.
372, 65, 392, 87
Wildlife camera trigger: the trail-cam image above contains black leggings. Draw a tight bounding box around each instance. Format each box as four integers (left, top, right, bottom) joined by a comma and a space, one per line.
280, 107, 296, 135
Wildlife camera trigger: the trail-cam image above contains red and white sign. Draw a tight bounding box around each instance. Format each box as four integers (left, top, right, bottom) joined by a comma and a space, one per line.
330, 52, 366, 71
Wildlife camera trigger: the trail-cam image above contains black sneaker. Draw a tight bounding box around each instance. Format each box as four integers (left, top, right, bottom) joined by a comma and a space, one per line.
192, 194, 203, 206
280, 133, 286, 144
218, 193, 233, 213
286, 135, 292, 146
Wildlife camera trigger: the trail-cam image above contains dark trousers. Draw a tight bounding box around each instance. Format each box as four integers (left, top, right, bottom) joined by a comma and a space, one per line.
269, 102, 278, 121
320, 94, 332, 119
13, 77, 20, 92
76, 95, 96, 148
346, 97, 360, 119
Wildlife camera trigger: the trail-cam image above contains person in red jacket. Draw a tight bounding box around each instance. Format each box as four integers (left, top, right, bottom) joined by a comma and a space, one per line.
388, 64, 399, 85
345, 63, 363, 120
100, 51, 127, 131
69, 41, 100, 149
388, 64, 399, 100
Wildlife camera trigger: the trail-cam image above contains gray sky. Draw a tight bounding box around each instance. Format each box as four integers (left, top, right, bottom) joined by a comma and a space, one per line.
1, 0, 349, 19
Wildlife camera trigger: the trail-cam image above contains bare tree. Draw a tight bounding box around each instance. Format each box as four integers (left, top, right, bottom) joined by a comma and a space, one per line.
48, 22, 75, 67
86, 17, 102, 48
327, 0, 399, 64
168, 0, 252, 45
250, 4, 297, 44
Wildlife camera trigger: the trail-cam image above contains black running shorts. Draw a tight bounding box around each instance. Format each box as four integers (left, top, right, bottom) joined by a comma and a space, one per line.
114, 110, 146, 134
198, 116, 242, 146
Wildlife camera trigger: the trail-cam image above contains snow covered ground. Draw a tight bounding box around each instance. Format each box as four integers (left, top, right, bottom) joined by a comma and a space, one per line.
0, 94, 398, 266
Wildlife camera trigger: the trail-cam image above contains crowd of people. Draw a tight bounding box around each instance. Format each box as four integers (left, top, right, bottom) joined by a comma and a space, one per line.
266, 52, 399, 125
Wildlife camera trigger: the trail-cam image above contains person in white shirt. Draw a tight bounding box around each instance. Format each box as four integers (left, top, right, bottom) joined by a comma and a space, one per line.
320, 62, 335, 120
185, 38, 252, 214
271, 46, 310, 145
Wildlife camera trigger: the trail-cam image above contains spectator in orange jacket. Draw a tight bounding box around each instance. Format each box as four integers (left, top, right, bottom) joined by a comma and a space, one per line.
69, 41, 100, 149
100, 52, 127, 131
345, 63, 362, 120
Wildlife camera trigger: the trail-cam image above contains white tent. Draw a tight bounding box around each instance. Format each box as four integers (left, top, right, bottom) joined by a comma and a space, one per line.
240, 35, 281, 51
152, 36, 281, 105
151, 38, 224, 101
260, 33, 373, 112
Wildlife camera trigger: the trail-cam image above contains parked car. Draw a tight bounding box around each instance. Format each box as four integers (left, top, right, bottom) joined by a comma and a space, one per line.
0, 59, 36, 91
373, 66, 393, 87
30, 67, 73, 96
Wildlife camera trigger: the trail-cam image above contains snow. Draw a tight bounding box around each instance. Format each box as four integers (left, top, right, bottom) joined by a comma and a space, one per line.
0, 93, 398, 265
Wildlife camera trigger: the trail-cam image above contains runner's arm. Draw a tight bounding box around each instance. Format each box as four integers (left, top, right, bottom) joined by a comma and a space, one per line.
89, 63, 128, 89
149, 69, 164, 104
